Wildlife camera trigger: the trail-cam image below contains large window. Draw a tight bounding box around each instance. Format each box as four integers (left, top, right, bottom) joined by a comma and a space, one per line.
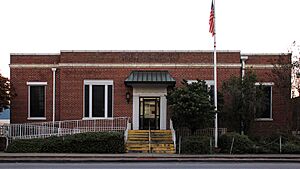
27, 82, 47, 120
255, 82, 273, 120
84, 80, 113, 119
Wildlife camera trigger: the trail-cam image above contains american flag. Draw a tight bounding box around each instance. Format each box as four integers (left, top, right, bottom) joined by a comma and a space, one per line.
209, 1, 215, 36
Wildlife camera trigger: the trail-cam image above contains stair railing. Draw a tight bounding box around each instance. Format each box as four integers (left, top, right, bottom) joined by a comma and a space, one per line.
148, 119, 151, 153
3, 117, 128, 141
124, 118, 130, 143
170, 119, 176, 151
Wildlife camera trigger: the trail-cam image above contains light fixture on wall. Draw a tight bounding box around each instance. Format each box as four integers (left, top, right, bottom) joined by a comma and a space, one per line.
126, 92, 130, 103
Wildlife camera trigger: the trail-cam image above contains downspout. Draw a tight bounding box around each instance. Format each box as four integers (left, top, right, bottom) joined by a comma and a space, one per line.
51, 68, 57, 125
241, 56, 248, 79
240, 56, 248, 135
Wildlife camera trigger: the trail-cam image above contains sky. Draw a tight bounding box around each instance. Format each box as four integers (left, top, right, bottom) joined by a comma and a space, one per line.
0, 0, 300, 78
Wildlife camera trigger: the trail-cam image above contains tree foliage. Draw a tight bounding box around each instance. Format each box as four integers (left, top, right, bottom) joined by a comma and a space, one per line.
0, 73, 15, 110
270, 54, 295, 131
167, 80, 216, 135
271, 54, 292, 95
222, 71, 268, 135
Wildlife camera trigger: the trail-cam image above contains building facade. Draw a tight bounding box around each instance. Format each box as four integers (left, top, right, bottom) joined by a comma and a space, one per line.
10, 51, 291, 133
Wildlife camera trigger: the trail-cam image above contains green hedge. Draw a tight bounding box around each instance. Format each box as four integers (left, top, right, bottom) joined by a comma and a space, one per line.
0, 137, 7, 151
219, 132, 254, 154
252, 135, 281, 154
6, 132, 125, 153
181, 136, 211, 154
252, 134, 300, 154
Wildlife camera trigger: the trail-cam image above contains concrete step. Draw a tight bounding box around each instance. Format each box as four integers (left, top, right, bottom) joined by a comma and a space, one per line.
128, 138, 150, 141
126, 130, 175, 154
128, 130, 172, 134
126, 140, 174, 144
128, 136, 172, 139
128, 135, 172, 139
126, 148, 176, 154
127, 150, 176, 154
126, 147, 175, 151
126, 143, 174, 148
128, 129, 171, 132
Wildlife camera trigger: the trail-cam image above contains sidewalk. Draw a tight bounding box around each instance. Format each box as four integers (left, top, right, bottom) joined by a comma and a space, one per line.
1, 153, 300, 162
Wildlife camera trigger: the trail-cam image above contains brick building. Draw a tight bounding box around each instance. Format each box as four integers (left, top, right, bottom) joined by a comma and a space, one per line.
9, 50, 292, 133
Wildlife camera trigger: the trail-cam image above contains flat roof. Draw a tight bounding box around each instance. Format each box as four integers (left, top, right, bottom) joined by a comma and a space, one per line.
10, 50, 290, 56
60, 50, 241, 53
10, 53, 60, 56
242, 53, 291, 56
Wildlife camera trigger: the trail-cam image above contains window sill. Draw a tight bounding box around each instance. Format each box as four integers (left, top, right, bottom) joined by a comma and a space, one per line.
27, 117, 46, 120
82, 117, 113, 120
255, 118, 273, 122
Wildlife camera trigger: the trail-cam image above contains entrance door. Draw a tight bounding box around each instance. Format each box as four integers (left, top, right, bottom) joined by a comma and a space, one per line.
139, 97, 160, 130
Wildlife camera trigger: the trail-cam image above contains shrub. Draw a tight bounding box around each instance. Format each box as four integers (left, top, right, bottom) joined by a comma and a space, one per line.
40, 136, 66, 153
251, 135, 281, 154
6, 138, 44, 153
181, 136, 211, 154
282, 142, 300, 154
64, 132, 126, 153
0, 137, 7, 151
6, 132, 125, 153
219, 132, 254, 154
251, 134, 300, 154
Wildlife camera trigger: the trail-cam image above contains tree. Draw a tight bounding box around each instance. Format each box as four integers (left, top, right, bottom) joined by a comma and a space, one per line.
167, 80, 215, 135
289, 41, 300, 98
270, 53, 295, 132
0, 73, 15, 111
222, 71, 268, 135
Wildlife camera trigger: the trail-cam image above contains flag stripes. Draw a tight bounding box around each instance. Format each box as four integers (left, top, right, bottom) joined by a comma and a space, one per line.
209, 1, 215, 36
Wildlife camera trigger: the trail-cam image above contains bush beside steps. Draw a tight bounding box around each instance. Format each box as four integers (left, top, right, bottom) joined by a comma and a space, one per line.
181, 136, 211, 154
218, 132, 254, 154
5, 132, 125, 153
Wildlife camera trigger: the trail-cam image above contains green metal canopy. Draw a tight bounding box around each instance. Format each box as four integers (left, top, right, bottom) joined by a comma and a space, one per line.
125, 70, 176, 86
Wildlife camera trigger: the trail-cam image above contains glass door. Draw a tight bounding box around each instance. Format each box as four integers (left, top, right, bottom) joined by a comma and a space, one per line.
139, 97, 160, 130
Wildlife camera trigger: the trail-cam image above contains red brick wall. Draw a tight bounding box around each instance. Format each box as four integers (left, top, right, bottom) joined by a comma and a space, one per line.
245, 54, 292, 134
10, 51, 292, 135
10, 68, 54, 123
11, 55, 59, 64
245, 54, 290, 65
60, 51, 241, 64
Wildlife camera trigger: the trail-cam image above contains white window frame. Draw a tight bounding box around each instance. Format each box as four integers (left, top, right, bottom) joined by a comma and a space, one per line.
255, 82, 274, 121
27, 82, 47, 120
83, 80, 114, 119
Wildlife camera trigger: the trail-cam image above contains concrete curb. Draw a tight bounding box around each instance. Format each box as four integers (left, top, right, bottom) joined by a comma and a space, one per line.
1, 153, 300, 163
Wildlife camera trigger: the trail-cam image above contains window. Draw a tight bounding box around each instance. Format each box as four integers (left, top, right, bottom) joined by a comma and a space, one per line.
84, 80, 113, 118
255, 82, 273, 120
27, 82, 47, 120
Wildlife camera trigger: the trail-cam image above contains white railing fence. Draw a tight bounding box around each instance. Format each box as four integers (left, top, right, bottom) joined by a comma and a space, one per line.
1, 117, 129, 140
170, 119, 176, 150
176, 127, 227, 138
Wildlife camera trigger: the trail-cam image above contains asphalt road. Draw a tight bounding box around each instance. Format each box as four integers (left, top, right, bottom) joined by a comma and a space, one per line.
0, 162, 300, 169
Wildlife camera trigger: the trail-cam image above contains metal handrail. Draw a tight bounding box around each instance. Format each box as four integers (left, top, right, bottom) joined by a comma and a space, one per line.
148, 119, 151, 153
124, 118, 130, 142
170, 119, 176, 151
3, 117, 129, 141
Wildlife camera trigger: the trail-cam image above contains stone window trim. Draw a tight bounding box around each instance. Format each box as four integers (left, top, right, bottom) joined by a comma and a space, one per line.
83, 80, 114, 119
26, 82, 47, 120
254, 82, 274, 121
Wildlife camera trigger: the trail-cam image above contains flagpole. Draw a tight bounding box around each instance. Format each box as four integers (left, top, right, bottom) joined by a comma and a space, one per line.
213, 0, 218, 148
